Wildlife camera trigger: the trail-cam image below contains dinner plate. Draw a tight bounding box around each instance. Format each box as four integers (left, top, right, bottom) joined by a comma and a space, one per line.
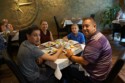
42, 47, 57, 55
68, 40, 78, 45
41, 41, 56, 47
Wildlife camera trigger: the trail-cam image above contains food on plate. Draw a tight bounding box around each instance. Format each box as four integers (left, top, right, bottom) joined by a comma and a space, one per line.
42, 47, 57, 55
70, 45, 74, 48
68, 40, 78, 45
42, 41, 56, 47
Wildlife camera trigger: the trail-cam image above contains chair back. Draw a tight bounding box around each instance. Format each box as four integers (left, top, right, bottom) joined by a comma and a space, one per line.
90, 14, 95, 19
2, 50, 28, 83
19, 28, 28, 45
103, 52, 125, 83
0, 22, 2, 32
54, 16, 60, 31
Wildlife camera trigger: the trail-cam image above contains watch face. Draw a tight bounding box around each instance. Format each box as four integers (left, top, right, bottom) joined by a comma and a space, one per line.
11, 0, 39, 29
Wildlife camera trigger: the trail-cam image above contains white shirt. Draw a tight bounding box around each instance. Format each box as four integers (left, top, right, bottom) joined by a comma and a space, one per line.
117, 10, 125, 19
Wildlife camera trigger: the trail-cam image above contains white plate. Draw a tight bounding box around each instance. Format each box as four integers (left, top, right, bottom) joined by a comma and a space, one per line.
68, 40, 78, 45
41, 41, 56, 47
42, 47, 57, 55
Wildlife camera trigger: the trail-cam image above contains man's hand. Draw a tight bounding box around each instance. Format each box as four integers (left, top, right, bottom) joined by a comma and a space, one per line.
36, 57, 44, 64
65, 49, 74, 58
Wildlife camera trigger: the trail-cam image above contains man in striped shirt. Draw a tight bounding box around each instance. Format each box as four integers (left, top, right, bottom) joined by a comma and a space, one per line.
64, 17, 112, 83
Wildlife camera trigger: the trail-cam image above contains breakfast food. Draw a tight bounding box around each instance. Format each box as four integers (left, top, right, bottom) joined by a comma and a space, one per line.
70, 45, 74, 48
42, 47, 57, 55
42, 41, 56, 47
68, 40, 78, 45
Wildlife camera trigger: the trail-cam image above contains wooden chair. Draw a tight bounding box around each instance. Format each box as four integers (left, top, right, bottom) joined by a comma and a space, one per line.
103, 52, 125, 83
2, 49, 29, 83
120, 25, 125, 42
71, 51, 125, 83
90, 14, 95, 19
7, 35, 19, 56
19, 28, 28, 45
0, 57, 4, 65
54, 16, 68, 38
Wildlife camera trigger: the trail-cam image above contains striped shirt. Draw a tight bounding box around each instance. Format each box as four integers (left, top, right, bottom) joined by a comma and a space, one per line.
82, 31, 112, 81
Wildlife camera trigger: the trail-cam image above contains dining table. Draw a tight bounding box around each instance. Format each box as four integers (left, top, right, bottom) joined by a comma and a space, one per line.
112, 19, 125, 27
0, 30, 19, 43
39, 39, 85, 80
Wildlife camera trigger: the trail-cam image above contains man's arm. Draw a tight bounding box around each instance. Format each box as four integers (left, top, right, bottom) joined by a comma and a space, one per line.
37, 46, 64, 62
66, 49, 89, 65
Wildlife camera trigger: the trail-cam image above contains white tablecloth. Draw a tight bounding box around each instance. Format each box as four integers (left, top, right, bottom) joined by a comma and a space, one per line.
45, 58, 72, 80
45, 44, 84, 80
0, 31, 19, 42
11, 32, 19, 41
112, 19, 125, 26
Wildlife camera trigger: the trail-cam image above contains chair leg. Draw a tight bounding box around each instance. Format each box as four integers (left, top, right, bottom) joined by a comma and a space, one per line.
120, 38, 122, 42
112, 32, 115, 40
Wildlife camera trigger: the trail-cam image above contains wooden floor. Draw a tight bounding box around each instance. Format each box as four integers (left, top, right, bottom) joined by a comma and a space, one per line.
0, 34, 125, 83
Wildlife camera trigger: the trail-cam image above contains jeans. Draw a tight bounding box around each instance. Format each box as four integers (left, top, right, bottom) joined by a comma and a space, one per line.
30, 66, 58, 83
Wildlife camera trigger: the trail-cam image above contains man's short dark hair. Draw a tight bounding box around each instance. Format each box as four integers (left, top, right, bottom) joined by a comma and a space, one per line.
83, 17, 96, 24
27, 25, 40, 35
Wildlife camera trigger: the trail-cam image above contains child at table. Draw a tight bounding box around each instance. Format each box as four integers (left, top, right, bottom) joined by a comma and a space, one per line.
63, 24, 85, 44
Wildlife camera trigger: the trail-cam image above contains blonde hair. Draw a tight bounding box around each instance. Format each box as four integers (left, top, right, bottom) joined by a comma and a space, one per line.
71, 24, 79, 29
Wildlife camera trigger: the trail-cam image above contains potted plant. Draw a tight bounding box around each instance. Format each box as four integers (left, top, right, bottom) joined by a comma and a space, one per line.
100, 5, 120, 29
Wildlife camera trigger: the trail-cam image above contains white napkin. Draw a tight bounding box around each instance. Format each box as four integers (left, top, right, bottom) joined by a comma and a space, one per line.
80, 44, 85, 50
